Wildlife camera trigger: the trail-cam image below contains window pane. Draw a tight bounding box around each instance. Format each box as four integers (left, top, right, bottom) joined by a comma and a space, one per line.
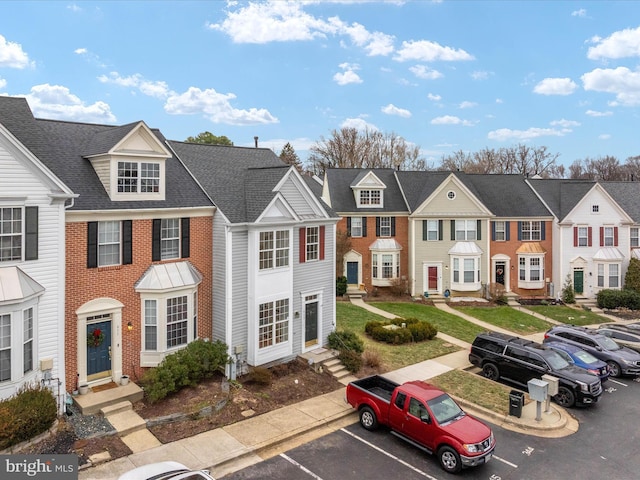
275, 299, 289, 344
259, 302, 274, 348
141, 163, 160, 193
597, 264, 604, 287
578, 227, 588, 246
145, 300, 157, 351
382, 254, 393, 279
427, 220, 438, 241
166, 296, 188, 348
306, 227, 319, 261
380, 217, 392, 237
609, 264, 619, 288
0, 207, 22, 262
0, 314, 10, 382
275, 231, 289, 267
631, 228, 639, 247
117, 161, 138, 192
161, 218, 180, 260
23, 308, 33, 373
351, 217, 362, 237
495, 221, 505, 241
98, 221, 120, 266
463, 258, 474, 283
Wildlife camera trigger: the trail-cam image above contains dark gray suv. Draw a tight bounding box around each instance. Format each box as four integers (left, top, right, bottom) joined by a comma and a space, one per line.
544, 324, 640, 377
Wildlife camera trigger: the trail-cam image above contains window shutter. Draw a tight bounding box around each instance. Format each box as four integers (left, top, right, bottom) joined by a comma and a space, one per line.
573, 227, 578, 247
540, 221, 545, 241
25, 206, 38, 261
152, 219, 161, 261
614, 227, 619, 246
299, 228, 306, 263
422, 220, 427, 241
87, 222, 98, 268
376, 217, 380, 237
346, 217, 352, 236
518, 221, 522, 241
391, 217, 396, 236
506, 221, 511, 241
450, 220, 455, 241
491, 221, 496, 241
588, 227, 593, 246
320, 225, 325, 260
599, 227, 604, 247
438, 220, 443, 241
122, 220, 132, 265
362, 218, 367, 237
181, 218, 190, 258
477, 220, 481, 240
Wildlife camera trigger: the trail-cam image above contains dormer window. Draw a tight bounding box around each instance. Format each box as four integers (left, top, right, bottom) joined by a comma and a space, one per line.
118, 161, 160, 193
360, 190, 381, 206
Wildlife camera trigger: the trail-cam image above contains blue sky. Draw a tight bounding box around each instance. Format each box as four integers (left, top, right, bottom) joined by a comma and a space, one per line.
1, 1, 640, 170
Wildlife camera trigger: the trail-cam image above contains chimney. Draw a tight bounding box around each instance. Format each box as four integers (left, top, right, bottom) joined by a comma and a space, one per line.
254, 136, 258, 148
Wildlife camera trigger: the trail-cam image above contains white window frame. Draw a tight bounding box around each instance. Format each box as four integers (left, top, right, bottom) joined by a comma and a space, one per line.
427, 220, 439, 241
117, 161, 160, 193
0, 207, 23, 262
494, 221, 506, 241
258, 298, 290, 349
592, 204, 600, 214
455, 220, 476, 241
98, 221, 121, 267
631, 227, 639, 248
0, 299, 39, 386
161, 218, 180, 260
451, 255, 481, 291
379, 217, 392, 238
521, 221, 541, 241
23, 307, 33, 374
306, 227, 319, 262
351, 217, 363, 237
357, 189, 382, 208
0, 313, 10, 382
578, 226, 588, 247
260, 230, 290, 270
603, 226, 614, 247
596, 263, 620, 289
517, 254, 545, 289
371, 251, 401, 286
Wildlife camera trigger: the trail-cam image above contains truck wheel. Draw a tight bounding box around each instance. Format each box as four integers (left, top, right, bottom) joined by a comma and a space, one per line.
438, 446, 462, 473
606, 361, 621, 377
554, 386, 575, 407
359, 406, 378, 431
482, 363, 499, 381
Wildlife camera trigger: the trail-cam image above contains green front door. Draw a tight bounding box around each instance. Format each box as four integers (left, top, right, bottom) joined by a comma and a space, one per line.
574, 270, 584, 295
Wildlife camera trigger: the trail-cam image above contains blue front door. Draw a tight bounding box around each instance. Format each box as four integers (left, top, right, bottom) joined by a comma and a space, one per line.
347, 262, 358, 284
87, 320, 112, 377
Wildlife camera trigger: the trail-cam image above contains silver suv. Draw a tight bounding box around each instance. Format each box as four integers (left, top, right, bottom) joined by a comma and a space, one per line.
544, 324, 640, 377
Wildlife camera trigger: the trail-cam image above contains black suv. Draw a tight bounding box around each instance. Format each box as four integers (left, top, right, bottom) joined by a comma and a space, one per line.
544, 324, 640, 377
469, 331, 602, 407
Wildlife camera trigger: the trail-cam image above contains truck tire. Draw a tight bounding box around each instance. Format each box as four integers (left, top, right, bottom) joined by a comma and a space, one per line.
482, 363, 500, 381
438, 445, 462, 473
359, 406, 378, 431
554, 386, 575, 407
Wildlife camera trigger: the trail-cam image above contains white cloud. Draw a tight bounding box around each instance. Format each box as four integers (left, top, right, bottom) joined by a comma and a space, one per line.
165, 87, 278, 126
341, 117, 378, 131
495, 98, 503, 104
333, 63, 362, 85
459, 101, 477, 109
394, 40, 474, 62
427, 93, 441, 101
533, 77, 578, 95
587, 26, 640, 60
74, 48, 87, 55
381, 103, 411, 118
430, 115, 474, 126
67, 4, 82, 12
585, 109, 613, 117
25, 84, 116, 123
98, 72, 172, 99
0, 34, 32, 69
471, 71, 490, 80
599, 134, 612, 140
550, 118, 580, 128
487, 127, 568, 141
571, 9, 587, 17
0, 77, 6, 90
409, 65, 442, 80
208, 1, 394, 56
582, 66, 640, 106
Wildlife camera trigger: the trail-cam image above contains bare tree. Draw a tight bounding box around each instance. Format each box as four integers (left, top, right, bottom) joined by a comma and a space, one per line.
623, 156, 640, 181
568, 155, 625, 180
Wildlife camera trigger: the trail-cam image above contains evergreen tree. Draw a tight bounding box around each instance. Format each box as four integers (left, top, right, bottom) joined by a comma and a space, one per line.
279, 142, 303, 173
185, 131, 233, 146
561, 273, 575, 304
625, 258, 640, 293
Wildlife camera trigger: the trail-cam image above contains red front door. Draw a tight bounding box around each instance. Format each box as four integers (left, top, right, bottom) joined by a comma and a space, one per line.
428, 266, 438, 290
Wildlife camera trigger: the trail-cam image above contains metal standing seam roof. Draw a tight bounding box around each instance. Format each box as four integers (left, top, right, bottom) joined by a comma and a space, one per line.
448, 242, 484, 255
0, 266, 45, 303
134, 262, 202, 291
593, 248, 625, 261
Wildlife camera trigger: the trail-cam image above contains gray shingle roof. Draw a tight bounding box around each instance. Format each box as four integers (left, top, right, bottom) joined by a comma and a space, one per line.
601, 182, 640, 222
465, 174, 552, 217
528, 179, 595, 220
0, 97, 213, 211
168, 140, 289, 223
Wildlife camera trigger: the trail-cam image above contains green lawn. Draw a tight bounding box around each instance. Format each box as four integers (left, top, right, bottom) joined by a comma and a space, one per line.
335, 302, 461, 371
525, 304, 607, 326
455, 306, 552, 335
429, 369, 510, 415
369, 302, 486, 344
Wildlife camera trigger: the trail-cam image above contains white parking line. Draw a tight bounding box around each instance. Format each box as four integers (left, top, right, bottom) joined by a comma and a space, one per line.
493, 455, 518, 468
341, 428, 440, 480
608, 378, 628, 387
280, 453, 324, 480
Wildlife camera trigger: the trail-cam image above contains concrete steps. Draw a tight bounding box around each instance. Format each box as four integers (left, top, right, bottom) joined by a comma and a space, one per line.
300, 348, 355, 384
101, 401, 147, 437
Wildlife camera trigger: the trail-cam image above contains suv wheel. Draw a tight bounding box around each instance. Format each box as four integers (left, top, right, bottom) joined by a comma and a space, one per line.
554, 386, 575, 408
482, 363, 500, 381
606, 361, 621, 377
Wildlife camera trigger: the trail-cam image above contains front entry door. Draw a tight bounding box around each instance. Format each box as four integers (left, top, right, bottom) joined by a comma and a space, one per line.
495, 262, 505, 286
574, 270, 584, 295
87, 319, 112, 379
305, 300, 318, 347
346, 262, 358, 284
428, 266, 438, 290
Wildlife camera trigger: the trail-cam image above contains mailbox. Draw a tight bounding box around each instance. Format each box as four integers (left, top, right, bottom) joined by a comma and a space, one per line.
541, 374, 559, 397
527, 378, 548, 402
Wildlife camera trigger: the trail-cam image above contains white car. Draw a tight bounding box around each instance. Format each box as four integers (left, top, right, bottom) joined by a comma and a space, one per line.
118, 461, 215, 480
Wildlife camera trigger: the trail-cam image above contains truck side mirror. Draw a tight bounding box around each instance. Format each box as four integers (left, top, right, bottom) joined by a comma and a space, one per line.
420, 414, 431, 424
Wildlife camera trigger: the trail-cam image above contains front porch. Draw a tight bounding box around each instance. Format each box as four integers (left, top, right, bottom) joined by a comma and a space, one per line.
72, 381, 144, 415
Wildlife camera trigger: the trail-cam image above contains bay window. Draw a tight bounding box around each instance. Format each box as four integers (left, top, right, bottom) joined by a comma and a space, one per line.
259, 298, 289, 349
596, 263, 620, 289
518, 255, 545, 288
451, 256, 481, 291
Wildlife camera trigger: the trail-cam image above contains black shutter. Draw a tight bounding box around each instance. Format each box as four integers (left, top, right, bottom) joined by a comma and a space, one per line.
450, 220, 455, 241
540, 221, 546, 241
25, 206, 38, 260
376, 217, 380, 236
422, 220, 428, 241
181, 218, 190, 258
517, 221, 522, 241
491, 221, 496, 241
477, 220, 481, 241
438, 220, 443, 241
152, 219, 161, 261
346, 217, 352, 236
122, 220, 132, 265
391, 217, 396, 236
87, 222, 98, 268
362, 218, 367, 237
506, 221, 511, 241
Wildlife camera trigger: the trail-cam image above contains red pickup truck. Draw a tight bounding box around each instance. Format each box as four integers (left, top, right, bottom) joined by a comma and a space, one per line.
346, 375, 495, 474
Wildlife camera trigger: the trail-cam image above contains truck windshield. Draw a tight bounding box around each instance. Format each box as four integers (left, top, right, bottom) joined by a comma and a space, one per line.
427, 394, 464, 424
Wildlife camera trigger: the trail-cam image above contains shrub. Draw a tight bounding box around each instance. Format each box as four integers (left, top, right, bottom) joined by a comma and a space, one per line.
488, 282, 507, 305
597, 289, 640, 310
339, 349, 363, 374
362, 349, 383, 369
244, 367, 272, 385
336, 276, 348, 297
327, 330, 364, 354
365, 318, 437, 344
142, 339, 230, 403
625, 258, 640, 294
561, 273, 575, 304
388, 277, 409, 297
0, 383, 57, 450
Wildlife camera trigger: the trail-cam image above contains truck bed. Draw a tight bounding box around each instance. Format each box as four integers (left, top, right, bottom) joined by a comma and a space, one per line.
349, 375, 400, 403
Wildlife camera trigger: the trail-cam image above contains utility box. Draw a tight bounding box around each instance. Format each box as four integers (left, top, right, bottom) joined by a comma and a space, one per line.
541, 374, 559, 397
527, 378, 549, 402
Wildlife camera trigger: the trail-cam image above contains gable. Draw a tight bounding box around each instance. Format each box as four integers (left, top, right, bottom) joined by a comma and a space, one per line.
564, 184, 632, 225
276, 172, 327, 219
257, 195, 297, 223
351, 170, 386, 189
414, 174, 491, 216
113, 123, 171, 158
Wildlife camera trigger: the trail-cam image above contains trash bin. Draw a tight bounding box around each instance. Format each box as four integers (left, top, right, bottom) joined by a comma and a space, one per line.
509, 390, 524, 418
